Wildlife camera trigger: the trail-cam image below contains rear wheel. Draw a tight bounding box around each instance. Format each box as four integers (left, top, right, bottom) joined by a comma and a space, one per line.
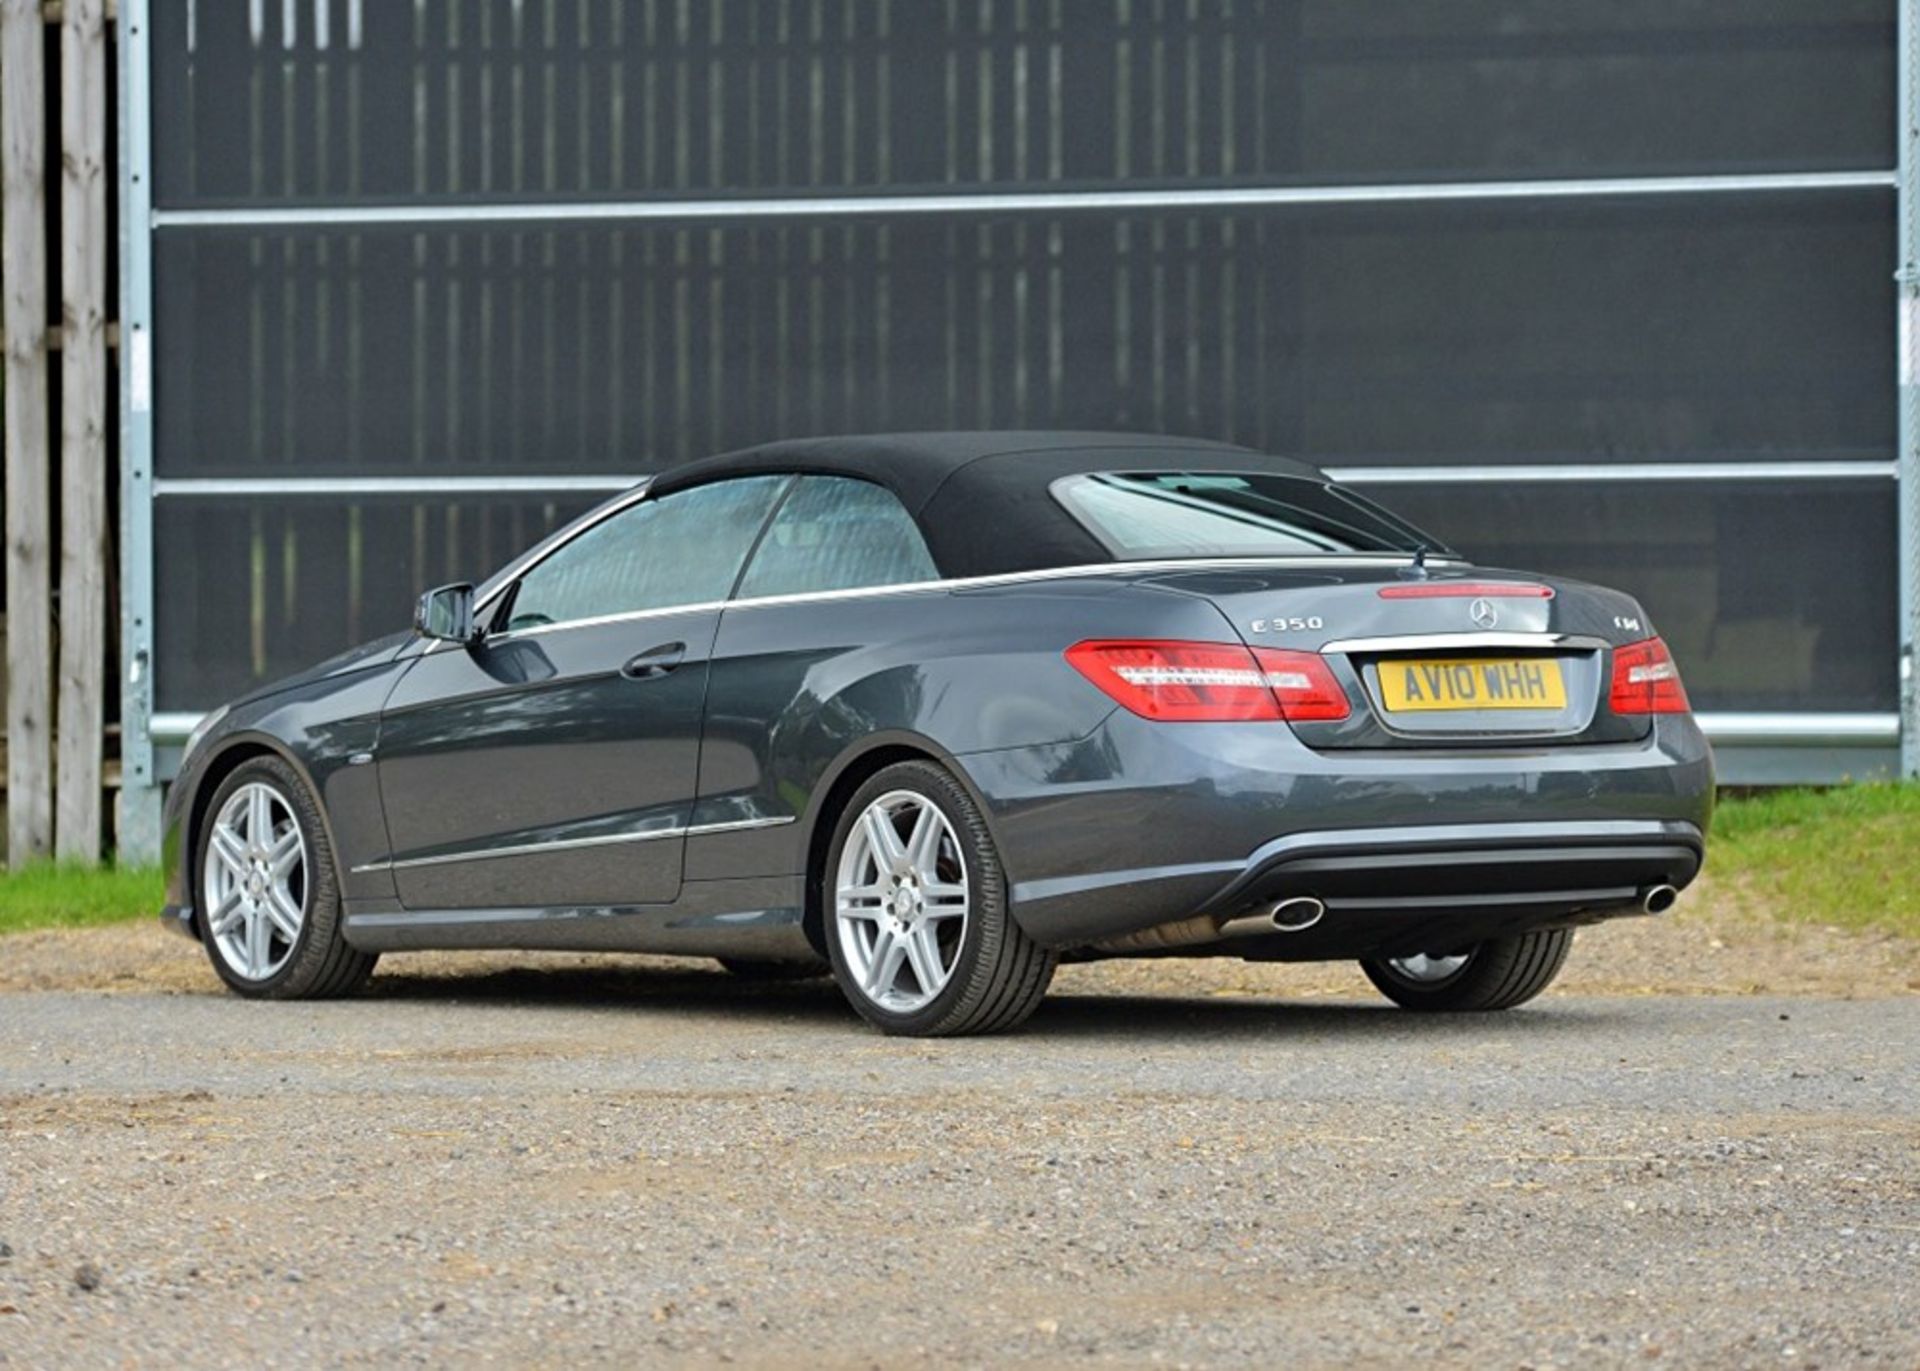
1361, 928, 1572, 1012
823, 761, 1055, 1036
195, 756, 377, 1000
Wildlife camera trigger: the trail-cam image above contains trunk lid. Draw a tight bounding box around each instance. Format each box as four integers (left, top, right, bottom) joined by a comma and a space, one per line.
1135, 562, 1656, 748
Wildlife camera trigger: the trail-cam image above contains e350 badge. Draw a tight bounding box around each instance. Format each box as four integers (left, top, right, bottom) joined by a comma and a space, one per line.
1248, 615, 1325, 634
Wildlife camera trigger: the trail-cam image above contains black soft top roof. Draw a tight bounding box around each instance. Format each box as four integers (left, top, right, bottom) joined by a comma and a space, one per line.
649, 431, 1328, 579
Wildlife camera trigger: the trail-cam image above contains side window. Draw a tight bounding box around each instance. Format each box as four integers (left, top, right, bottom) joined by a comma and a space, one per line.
735, 476, 940, 599
505, 476, 787, 631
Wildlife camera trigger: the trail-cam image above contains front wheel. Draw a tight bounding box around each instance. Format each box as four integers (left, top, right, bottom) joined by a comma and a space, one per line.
1361, 928, 1572, 1012
823, 761, 1056, 1036
195, 756, 377, 1000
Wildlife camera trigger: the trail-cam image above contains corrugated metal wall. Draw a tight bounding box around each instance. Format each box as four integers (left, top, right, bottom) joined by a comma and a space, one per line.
139, 2, 1899, 746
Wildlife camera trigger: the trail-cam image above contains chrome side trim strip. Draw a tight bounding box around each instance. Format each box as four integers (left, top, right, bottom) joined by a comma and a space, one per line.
350, 815, 794, 874
152, 169, 1896, 232
1320, 632, 1610, 655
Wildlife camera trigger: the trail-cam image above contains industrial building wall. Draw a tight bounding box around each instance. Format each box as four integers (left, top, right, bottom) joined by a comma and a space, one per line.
132, 2, 1899, 783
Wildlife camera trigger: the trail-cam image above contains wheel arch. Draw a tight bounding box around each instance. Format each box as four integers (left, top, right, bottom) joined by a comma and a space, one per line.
183, 734, 349, 911
796, 730, 1003, 957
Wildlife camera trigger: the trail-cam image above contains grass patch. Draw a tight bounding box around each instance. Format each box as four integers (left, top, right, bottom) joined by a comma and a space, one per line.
0, 862, 165, 935
1709, 784, 1920, 939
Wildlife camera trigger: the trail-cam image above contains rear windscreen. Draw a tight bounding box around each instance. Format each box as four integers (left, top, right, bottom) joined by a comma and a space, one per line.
1052, 472, 1448, 560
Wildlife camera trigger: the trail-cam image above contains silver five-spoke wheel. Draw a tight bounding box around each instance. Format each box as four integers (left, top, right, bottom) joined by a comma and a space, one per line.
202, 781, 308, 982
834, 790, 970, 1013
1385, 951, 1470, 984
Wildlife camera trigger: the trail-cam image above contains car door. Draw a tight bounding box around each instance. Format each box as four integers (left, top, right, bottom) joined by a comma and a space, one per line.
688, 475, 945, 883
374, 475, 791, 911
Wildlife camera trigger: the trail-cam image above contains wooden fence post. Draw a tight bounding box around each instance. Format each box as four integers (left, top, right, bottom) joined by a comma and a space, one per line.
57, 0, 108, 860
2, 0, 54, 867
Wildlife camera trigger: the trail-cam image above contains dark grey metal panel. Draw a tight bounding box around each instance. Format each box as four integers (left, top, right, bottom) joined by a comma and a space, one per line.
152, 494, 598, 710
151, 193, 1894, 478
1383, 478, 1899, 713
152, 0, 1893, 207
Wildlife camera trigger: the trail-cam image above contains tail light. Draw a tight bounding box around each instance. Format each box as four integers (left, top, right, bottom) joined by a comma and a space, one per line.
1065, 640, 1351, 723
1608, 636, 1690, 715
1250, 647, 1352, 721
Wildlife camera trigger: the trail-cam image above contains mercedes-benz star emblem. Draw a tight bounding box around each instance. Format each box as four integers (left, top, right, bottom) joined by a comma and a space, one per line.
1468, 598, 1499, 630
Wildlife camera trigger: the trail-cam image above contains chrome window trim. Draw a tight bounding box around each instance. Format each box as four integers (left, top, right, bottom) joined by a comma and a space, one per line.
479, 556, 1477, 643
470, 474, 796, 640
472, 480, 654, 614
351, 814, 794, 874
482, 596, 739, 644
1320, 632, 1612, 655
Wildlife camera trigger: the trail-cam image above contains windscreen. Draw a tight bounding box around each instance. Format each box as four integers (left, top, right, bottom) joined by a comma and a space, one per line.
1052, 472, 1448, 560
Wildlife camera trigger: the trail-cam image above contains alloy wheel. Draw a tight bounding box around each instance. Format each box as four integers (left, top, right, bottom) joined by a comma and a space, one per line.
833, 790, 970, 1013
202, 781, 308, 982
1385, 951, 1471, 984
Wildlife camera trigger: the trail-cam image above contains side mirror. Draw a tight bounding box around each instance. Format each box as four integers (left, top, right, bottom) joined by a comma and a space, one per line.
413, 582, 478, 644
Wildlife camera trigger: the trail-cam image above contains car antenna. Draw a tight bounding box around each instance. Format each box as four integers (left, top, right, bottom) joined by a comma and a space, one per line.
1400, 544, 1431, 580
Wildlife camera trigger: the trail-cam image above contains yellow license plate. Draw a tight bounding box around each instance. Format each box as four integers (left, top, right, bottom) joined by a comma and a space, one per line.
1378, 657, 1567, 712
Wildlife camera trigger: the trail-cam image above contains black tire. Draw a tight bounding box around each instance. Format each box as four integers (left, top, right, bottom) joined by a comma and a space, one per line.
821, 760, 1056, 1036
1361, 928, 1572, 1012
194, 755, 377, 1000
716, 957, 829, 981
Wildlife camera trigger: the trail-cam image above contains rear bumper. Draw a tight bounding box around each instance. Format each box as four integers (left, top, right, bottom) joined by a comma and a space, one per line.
1191, 817, 1699, 962
1004, 816, 1701, 955
1197, 818, 1701, 916
964, 710, 1714, 950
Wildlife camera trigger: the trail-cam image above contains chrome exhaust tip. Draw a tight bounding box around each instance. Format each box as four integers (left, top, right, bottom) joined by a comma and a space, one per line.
1216, 895, 1327, 940
1268, 896, 1326, 933
1640, 884, 1679, 916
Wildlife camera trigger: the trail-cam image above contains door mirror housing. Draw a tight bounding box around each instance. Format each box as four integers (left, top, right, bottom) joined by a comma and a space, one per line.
414, 583, 478, 644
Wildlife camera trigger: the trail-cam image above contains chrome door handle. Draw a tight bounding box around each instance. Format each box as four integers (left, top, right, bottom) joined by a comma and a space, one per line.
620, 642, 686, 680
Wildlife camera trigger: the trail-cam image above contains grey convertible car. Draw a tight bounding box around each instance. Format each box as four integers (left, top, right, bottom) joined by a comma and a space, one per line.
161, 432, 1712, 1035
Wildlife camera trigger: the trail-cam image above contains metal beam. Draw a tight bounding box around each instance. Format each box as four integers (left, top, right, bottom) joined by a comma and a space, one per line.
149, 168, 1897, 233
115, 0, 160, 862
1329, 461, 1895, 485
152, 474, 640, 497
147, 459, 1894, 501
1901, 0, 1920, 777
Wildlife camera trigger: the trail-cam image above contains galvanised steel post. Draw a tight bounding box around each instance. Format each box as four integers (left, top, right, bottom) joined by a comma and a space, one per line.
1902, 0, 1920, 777
116, 0, 160, 861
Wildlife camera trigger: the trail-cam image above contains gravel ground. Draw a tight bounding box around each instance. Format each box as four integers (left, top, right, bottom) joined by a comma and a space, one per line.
6, 870, 1918, 1003
1, 949, 1916, 1368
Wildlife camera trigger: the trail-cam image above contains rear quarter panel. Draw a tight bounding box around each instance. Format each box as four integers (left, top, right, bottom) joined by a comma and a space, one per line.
685, 577, 1239, 881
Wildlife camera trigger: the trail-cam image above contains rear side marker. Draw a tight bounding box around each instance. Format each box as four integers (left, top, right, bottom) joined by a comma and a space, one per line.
1065, 640, 1351, 723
